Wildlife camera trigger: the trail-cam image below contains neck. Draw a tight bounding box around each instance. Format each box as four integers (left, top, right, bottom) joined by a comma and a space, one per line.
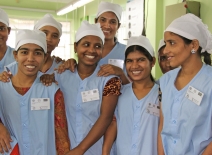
77, 63, 96, 80
12, 72, 37, 87
180, 55, 203, 77
0, 44, 7, 60
102, 38, 116, 58
132, 77, 154, 90
40, 55, 53, 73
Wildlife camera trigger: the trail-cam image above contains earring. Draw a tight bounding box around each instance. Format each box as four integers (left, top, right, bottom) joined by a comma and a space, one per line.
191, 49, 196, 54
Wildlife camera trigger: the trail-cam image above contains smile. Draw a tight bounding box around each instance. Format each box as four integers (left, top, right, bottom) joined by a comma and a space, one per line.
85, 55, 95, 59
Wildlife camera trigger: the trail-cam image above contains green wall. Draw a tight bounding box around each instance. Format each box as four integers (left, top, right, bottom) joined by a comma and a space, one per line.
2, 0, 212, 79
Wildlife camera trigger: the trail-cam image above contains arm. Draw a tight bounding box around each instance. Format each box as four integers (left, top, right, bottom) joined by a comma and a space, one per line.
97, 64, 130, 85
157, 101, 165, 155
102, 117, 117, 155
202, 142, 212, 155
54, 89, 70, 155
65, 77, 121, 155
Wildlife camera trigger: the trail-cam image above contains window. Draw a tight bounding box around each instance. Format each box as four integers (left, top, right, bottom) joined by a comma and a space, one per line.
7, 18, 71, 60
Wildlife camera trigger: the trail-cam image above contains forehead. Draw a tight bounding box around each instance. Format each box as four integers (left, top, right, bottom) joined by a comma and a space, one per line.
79, 35, 102, 43
98, 11, 118, 21
127, 50, 146, 58
164, 31, 182, 40
0, 22, 7, 27
39, 25, 59, 34
19, 43, 42, 49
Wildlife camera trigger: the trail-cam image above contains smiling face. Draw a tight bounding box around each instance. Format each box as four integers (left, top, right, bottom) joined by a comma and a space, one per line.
14, 43, 46, 78
125, 47, 155, 82
96, 11, 120, 41
164, 31, 195, 68
39, 26, 60, 56
74, 35, 103, 67
0, 22, 10, 47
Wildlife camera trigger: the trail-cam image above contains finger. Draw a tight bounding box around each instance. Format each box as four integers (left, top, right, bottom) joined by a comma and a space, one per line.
0, 139, 9, 153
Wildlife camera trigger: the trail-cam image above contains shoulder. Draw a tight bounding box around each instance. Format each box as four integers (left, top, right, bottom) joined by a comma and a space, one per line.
159, 68, 179, 87
117, 42, 126, 50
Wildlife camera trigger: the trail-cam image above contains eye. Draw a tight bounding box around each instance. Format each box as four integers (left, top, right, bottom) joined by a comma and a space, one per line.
35, 51, 43, 55
138, 58, 146, 62
125, 59, 132, 63
52, 34, 59, 38
20, 51, 28, 55
95, 44, 102, 49
100, 18, 106, 22
83, 43, 89, 47
160, 56, 167, 61
110, 20, 117, 24
0, 27, 6, 31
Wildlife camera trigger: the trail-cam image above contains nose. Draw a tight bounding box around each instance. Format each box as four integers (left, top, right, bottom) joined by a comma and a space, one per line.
46, 34, 51, 42
131, 60, 139, 68
163, 45, 170, 55
27, 52, 35, 62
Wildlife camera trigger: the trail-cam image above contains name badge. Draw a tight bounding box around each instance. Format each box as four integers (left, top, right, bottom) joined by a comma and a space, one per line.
108, 59, 124, 69
31, 98, 50, 110
146, 103, 160, 117
185, 86, 204, 106
81, 89, 100, 102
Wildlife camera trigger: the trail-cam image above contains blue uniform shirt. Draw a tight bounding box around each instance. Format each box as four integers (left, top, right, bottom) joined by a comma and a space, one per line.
0, 46, 15, 72
160, 64, 212, 155
55, 65, 116, 155
116, 83, 159, 155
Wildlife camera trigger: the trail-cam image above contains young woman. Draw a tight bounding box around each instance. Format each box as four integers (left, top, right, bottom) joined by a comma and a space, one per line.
41, 21, 121, 155
157, 39, 174, 74
0, 30, 70, 155
0, 8, 15, 72
58, 2, 129, 84
158, 13, 212, 155
103, 35, 159, 155
0, 13, 62, 82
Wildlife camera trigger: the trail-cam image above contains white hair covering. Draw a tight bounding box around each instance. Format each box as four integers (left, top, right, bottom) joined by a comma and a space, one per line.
75, 21, 105, 44
126, 35, 155, 57
0, 8, 9, 26
15, 29, 47, 53
158, 39, 165, 52
96, 1, 122, 22
165, 13, 212, 54
34, 14, 62, 37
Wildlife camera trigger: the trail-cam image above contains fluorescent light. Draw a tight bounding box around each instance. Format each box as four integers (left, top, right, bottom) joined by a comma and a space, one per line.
57, 0, 93, 15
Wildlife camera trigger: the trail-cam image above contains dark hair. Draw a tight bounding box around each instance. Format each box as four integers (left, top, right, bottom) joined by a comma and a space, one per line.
125, 45, 155, 82
178, 35, 211, 65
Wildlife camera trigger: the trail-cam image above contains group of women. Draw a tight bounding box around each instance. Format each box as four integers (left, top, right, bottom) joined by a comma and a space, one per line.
0, 1, 212, 155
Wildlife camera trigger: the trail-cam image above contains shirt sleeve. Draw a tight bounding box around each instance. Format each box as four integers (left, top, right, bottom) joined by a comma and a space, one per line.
103, 77, 122, 96
54, 89, 70, 155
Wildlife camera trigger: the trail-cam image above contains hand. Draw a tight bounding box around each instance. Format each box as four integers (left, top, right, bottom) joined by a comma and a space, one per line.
97, 64, 124, 77
64, 147, 84, 155
55, 59, 77, 74
0, 123, 12, 154
52, 55, 65, 64
40, 73, 56, 86
0, 71, 12, 83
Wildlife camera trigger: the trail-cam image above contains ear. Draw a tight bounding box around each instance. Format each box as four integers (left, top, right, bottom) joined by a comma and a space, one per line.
191, 39, 200, 52
13, 50, 18, 62
151, 57, 156, 67
94, 18, 98, 23
7, 27, 11, 35
74, 42, 77, 53
118, 23, 121, 29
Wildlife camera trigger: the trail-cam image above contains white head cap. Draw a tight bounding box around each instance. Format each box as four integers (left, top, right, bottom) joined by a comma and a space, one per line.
34, 14, 62, 37
165, 13, 212, 54
0, 8, 9, 26
158, 39, 165, 53
15, 29, 47, 53
75, 21, 105, 44
96, 1, 122, 22
126, 35, 155, 57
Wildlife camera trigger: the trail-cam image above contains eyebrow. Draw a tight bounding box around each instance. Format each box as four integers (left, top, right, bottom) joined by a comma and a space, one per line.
19, 47, 43, 51
42, 29, 59, 35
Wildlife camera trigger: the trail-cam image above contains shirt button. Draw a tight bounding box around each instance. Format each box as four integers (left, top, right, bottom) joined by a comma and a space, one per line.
21, 103, 24, 106
80, 87, 83, 89
132, 144, 136, 148
134, 125, 137, 128
173, 140, 177, 144
172, 120, 176, 124
77, 104, 80, 107
23, 124, 26, 127
136, 106, 140, 108
25, 145, 28, 148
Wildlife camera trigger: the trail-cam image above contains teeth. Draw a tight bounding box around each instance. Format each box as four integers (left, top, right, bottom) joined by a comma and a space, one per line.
85, 55, 95, 59
103, 30, 110, 33
132, 71, 141, 74
26, 66, 35, 69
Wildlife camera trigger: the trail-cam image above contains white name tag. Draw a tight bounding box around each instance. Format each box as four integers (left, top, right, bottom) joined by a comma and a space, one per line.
108, 59, 124, 69
185, 86, 204, 106
146, 103, 160, 117
31, 98, 50, 110
81, 89, 100, 102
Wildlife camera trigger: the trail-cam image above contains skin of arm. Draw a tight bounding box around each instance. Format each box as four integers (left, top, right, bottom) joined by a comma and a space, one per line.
202, 142, 212, 155
54, 89, 70, 155
102, 119, 117, 155
157, 101, 165, 155
65, 94, 119, 155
